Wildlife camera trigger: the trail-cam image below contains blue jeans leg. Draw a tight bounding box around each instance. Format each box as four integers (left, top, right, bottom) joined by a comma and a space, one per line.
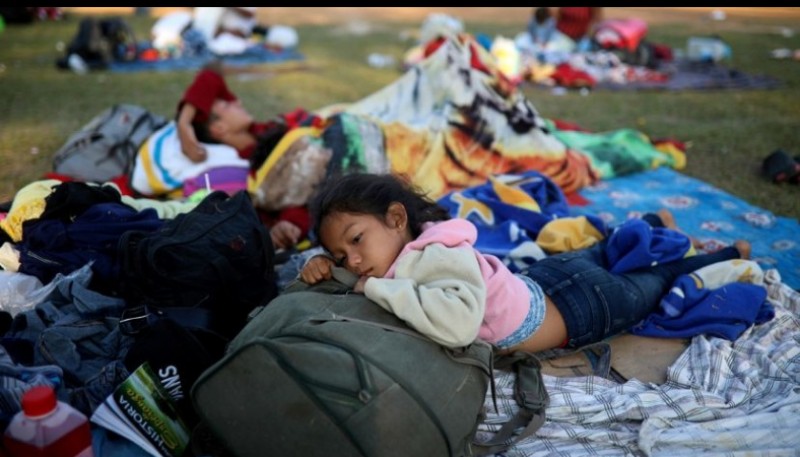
524, 246, 740, 348
620, 246, 741, 314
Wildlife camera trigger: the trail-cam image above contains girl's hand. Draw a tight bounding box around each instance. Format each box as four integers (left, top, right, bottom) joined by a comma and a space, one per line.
353, 276, 368, 294
300, 256, 335, 284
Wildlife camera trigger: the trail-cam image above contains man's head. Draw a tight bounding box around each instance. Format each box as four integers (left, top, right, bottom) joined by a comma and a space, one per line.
193, 98, 254, 144
180, 65, 253, 144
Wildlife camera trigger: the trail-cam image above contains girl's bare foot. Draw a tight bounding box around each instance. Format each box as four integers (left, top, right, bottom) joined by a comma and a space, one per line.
734, 240, 751, 260
656, 208, 678, 231
657, 208, 704, 249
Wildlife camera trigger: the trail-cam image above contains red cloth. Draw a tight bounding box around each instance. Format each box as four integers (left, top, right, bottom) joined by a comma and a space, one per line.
280, 107, 324, 129
652, 138, 687, 153
423, 37, 447, 58
565, 192, 590, 207
233, 121, 276, 160
550, 63, 596, 88
257, 205, 311, 240
552, 118, 590, 132
178, 68, 238, 124
41, 172, 137, 196
556, 7, 600, 41
42, 172, 75, 183
650, 43, 674, 61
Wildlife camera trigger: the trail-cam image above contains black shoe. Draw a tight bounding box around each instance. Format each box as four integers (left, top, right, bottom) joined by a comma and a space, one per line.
762, 149, 800, 184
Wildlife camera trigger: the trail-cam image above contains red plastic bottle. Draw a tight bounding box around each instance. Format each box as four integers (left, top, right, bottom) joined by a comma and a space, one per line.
3, 385, 94, 457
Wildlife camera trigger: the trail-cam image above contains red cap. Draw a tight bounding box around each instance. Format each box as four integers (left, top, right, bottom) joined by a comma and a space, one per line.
21, 385, 57, 418
178, 68, 238, 124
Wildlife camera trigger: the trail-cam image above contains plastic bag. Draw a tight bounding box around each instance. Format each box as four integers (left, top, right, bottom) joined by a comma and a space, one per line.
0, 264, 93, 316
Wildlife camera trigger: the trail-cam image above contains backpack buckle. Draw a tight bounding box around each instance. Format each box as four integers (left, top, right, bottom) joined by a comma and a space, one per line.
120, 305, 152, 335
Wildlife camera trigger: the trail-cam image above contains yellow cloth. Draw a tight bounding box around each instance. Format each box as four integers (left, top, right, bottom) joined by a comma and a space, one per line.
536, 216, 605, 254
0, 180, 198, 244
654, 142, 687, 170
527, 63, 556, 83
0, 180, 61, 242
490, 176, 541, 212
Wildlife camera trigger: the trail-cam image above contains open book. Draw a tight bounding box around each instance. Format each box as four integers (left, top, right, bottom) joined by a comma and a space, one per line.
91, 362, 191, 457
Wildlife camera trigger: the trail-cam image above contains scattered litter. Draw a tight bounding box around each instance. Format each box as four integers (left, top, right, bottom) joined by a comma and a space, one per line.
398, 29, 417, 42
30, 147, 39, 155
265, 25, 299, 49
771, 48, 792, 59
67, 54, 88, 74
709, 9, 726, 21
770, 48, 800, 60
367, 53, 396, 69
687, 36, 731, 63
333, 20, 373, 36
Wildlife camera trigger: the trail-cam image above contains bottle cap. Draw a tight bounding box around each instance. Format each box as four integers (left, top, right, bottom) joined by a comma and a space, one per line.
21, 385, 57, 418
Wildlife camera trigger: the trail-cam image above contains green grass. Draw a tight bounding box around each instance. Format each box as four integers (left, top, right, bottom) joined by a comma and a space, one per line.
1, 12, 799, 221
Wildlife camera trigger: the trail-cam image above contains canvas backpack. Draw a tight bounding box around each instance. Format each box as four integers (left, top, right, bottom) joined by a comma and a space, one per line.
190, 275, 549, 457
52, 104, 167, 183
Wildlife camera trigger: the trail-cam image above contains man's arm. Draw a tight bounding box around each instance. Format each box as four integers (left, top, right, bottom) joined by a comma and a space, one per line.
176, 103, 208, 163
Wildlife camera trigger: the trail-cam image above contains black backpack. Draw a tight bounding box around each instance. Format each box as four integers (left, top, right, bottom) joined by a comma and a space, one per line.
114, 191, 277, 431
117, 190, 278, 340
56, 17, 138, 71
191, 276, 549, 457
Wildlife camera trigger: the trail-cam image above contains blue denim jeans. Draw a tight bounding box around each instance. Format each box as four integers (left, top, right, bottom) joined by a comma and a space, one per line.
3, 266, 134, 415
522, 243, 740, 348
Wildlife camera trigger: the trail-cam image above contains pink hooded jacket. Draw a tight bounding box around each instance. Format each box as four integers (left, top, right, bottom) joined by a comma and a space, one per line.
364, 218, 531, 347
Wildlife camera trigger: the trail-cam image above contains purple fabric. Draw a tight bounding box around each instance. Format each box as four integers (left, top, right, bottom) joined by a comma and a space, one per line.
182, 166, 249, 197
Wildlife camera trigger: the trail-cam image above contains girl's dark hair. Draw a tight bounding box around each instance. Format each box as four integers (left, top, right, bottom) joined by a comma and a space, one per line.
310, 173, 450, 240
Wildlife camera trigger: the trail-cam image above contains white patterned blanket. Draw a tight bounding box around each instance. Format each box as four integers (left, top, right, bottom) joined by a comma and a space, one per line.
481, 269, 800, 456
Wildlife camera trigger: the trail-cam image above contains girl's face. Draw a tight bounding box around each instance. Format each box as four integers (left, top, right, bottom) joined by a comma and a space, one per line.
319, 203, 411, 279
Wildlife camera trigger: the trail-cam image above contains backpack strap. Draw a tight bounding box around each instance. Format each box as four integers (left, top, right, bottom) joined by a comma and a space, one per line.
472, 350, 549, 456
105, 106, 162, 175
119, 304, 228, 343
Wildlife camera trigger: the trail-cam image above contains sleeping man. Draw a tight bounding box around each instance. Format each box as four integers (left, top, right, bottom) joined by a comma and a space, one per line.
131, 63, 311, 250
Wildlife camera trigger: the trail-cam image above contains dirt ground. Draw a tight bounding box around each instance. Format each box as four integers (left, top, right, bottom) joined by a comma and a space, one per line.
66, 7, 800, 26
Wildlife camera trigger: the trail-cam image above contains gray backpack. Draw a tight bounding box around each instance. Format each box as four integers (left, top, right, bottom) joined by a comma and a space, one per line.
52, 104, 167, 183
191, 277, 548, 457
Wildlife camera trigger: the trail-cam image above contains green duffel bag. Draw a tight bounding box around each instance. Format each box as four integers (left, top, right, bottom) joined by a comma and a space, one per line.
191, 274, 548, 457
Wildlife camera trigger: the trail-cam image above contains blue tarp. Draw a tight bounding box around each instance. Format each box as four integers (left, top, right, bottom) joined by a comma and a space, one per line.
572, 167, 800, 290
